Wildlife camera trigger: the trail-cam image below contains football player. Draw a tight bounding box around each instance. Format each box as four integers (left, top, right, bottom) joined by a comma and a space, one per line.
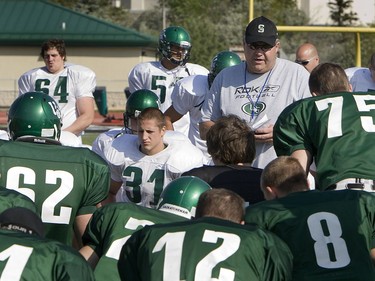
18, 39, 96, 143
246, 156, 375, 280
1, 92, 110, 247
91, 89, 160, 160
80, 176, 211, 281
164, 51, 242, 163
183, 115, 265, 205
128, 26, 208, 136
119, 188, 293, 281
274, 62, 375, 191
0, 207, 95, 280
103, 107, 204, 206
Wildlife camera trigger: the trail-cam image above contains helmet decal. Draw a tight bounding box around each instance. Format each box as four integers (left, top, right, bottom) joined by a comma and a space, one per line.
7, 92, 62, 141
157, 176, 211, 219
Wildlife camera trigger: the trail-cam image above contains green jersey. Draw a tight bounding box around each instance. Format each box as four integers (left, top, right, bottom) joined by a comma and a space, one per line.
0, 186, 37, 213
0, 229, 94, 280
245, 190, 375, 281
0, 140, 110, 245
274, 92, 375, 189
119, 217, 293, 281
82, 202, 187, 281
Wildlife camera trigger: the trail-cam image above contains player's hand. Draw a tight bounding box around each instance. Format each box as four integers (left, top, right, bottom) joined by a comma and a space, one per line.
254, 124, 274, 143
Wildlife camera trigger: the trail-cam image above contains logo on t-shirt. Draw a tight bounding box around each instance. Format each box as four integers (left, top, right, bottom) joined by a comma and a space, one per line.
241, 102, 266, 116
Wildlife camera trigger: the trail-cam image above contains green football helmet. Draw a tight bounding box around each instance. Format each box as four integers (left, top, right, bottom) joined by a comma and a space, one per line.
8, 92, 62, 141
124, 89, 160, 132
208, 51, 242, 87
158, 26, 192, 66
157, 176, 211, 219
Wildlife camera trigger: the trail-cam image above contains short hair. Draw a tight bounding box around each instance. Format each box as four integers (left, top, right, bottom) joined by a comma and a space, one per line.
40, 39, 67, 61
206, 115, 255, 164
195, 188, 245, 223
308, 62, 350, 96
137, 107, 166, 129
261, 156, 308, 194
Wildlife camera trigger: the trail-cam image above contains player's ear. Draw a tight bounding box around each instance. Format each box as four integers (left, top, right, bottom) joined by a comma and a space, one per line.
311, 92, 318, 97
262, 186, 277, 200
266, 186, 278, 200
161, 125, 166, 135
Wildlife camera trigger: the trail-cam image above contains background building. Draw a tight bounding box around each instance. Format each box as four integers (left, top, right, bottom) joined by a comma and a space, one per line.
297, 0, 375, 25
112, 0, 158, 10
0, 0, 158, 110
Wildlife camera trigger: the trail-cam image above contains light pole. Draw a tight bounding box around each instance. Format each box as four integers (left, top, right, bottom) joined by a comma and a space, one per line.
248, 0, 254, 22
162, 0, 166, 29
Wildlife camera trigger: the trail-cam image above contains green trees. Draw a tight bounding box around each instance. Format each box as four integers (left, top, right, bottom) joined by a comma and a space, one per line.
49, 0, 374, 68
328, 0, 359, 26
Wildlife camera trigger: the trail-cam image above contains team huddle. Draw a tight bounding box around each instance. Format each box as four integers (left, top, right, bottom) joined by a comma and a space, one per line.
1, 15, 375, 281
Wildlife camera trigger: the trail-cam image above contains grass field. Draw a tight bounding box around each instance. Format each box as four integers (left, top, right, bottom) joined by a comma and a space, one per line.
82, 131, 101, 146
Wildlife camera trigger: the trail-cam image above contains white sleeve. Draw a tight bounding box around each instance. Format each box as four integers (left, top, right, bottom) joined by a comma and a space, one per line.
168, 142, 204, 173
59, 131, 81, 147
128, 64, 145, 93
185, 63, 209, 75
200, 76, 221, 122
18, 71, 34, 95
171, 81, 195, 116
69, 65, 96, 98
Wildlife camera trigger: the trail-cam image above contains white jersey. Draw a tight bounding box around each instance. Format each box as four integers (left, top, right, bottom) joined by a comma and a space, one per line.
201, 59, 311, 168
349, 67, 375, 92
0, 130, 8, 140
171, 74, 211, 163
104, 131, 204, 208
59, 131, 83, 147
92, 127, 124, 160
128, 61, 208, 136
18, 64, 96, 131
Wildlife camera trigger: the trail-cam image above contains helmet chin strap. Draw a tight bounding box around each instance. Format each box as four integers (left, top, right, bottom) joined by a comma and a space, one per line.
168, 56, 185, 66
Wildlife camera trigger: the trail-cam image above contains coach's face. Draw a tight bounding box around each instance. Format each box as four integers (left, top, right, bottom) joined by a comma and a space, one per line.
43, 48, 65, 74
138, 118, 166, 156
243, 40, 280, 74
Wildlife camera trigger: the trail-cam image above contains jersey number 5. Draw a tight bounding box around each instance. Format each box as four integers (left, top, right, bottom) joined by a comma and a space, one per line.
151, 76, 167, 104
